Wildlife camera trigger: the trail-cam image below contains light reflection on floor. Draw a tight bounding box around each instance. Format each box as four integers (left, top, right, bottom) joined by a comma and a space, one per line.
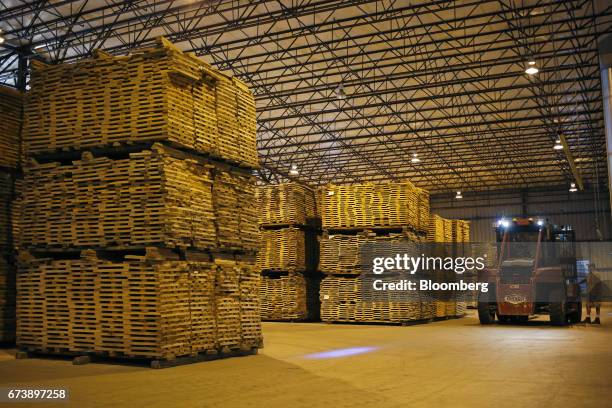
303, 346, 379, 359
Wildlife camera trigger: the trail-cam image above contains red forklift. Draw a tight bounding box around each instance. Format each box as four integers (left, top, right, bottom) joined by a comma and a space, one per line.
478, 218, 582, 325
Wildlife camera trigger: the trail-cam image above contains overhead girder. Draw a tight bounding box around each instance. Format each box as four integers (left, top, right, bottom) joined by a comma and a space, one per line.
0, 0, 610, 192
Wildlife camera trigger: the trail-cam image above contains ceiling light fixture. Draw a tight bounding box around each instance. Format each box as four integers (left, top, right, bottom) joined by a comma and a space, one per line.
455, 191, 463, 199
411, 153, 420, 163
553, 139, 563, 150
569, 183, 577, 192
525, 60, 539, 75
335, 83, 346, 100
289, 164, 299, 176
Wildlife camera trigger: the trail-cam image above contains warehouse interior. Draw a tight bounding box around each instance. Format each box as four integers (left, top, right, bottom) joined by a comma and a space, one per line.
0, 1, 611, 407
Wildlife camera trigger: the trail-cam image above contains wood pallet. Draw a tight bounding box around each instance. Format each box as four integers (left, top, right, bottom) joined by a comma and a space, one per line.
0, 254, 15, 342
17, 345, 258, 369
319, 231, 422, 276
426, 214, 446, 243
320, 275, 467, 322
319, 275, 424, 323
16, 144, 258, 252
318, 181, 426, 230
451, 220, 471, 243
416, 188, 430, 233
16, 249, 262, 362
259, 273, 308, 321
256, 183, 317, 226
0, 172, 16, 252
24, 37, 258, 169
257, 228, 306, 272
0, 86, 22, 169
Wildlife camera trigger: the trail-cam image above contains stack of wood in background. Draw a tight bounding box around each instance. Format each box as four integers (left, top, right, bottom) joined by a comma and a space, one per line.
451, 219, 471, 315
455, 220, 471, 243
18, 145, 257, 251
256, 183, 320, 321
256, 183, 316, 226
443, 218, 453, 243
318, 181, 428, 324
24, 38, 257, 169
18, 250, 260, 359
319, 230, 422, 275
257, 228, 305, 272
319, 181, 428, 232
15, 38, 262, 365
0, 85, 22, 343
427, 215, 446, 243
426, 214, 473, 318
319, 276, 423, 323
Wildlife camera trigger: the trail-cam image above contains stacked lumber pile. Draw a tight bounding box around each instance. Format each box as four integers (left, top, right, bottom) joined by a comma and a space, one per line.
319, 181, 427, 230
417, 189, 430, 233
256, 183, 319, 321
17, 250, 261, 359
257, 228, 306, 272
259, 274, 307, 321
443, 218, 453, 243
256, 183, 317, 226
16, 145, 257, 251
320, 276, 422, 323
24, 38, 257, 169
451, 220, 470, 243
427, 215, 446, 243
427, 214, 474, 318
0, 173, 14, 252
319, 231, 422, 275
318, 180, 432, 324
461, 221, 470, 242
0, 86, 22, 169
451, 220, 470, 313
0, 86, 22, 343
16, 39, 262, 364
0, 252, 15, 342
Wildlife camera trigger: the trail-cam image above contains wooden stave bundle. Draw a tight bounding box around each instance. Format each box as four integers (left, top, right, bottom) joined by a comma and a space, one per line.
259, 273, 308, 321
426, 214, 445, 243
319, 275, 423, 323
0, 86, 23, 169
257, 228, 306, 272
0, 172, 15, 252
319, 231, 423, 276
0, 173, 16, 342
319, 181, 425, 230
451, 219, 471, 243
16, 144, 258, 252
24, 38, 258, 169
16, 251, 262, 360
256, 183, 317, 226
0, 255, 15, 342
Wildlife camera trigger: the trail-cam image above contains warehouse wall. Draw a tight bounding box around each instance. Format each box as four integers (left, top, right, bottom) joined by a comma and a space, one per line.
430, 186, 611, 242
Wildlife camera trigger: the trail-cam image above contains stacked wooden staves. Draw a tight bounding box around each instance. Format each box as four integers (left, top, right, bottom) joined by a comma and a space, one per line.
452, 219, 470, 316
426, 214, 473, 319
318, 181, 429, 324
15, 38, 262, 366
0, 85, 22, 343
256, 183, 320, 321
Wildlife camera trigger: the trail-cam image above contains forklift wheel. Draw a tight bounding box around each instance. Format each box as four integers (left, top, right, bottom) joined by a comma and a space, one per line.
549, 289, 567, 326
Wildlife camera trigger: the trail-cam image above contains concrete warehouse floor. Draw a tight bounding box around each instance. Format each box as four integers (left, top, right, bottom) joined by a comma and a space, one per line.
0, 309, 610, 408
